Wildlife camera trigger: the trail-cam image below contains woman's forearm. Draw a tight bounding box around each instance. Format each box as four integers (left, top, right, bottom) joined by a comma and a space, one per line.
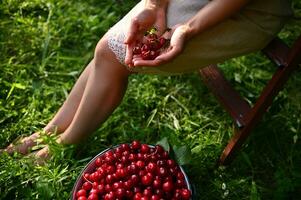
145, 0, 169, 9
184, 0, 251, 39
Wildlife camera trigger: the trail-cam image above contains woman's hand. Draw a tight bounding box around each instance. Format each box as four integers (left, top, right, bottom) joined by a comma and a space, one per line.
132, 24, 189, 67
124, 2, 167, 66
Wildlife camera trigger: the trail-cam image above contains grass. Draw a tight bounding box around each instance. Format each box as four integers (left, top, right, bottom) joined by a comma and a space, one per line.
0, 0, 300, 199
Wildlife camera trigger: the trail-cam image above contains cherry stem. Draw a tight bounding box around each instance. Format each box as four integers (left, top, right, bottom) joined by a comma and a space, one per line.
82, 174, 93, 184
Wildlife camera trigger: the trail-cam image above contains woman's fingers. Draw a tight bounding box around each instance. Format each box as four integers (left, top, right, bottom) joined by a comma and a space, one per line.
133, 58, 163, 67
125, 42, 135, 66
124, 18, 139, 44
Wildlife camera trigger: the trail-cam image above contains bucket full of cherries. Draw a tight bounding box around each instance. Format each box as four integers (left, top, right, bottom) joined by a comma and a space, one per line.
72, 140, 193, 200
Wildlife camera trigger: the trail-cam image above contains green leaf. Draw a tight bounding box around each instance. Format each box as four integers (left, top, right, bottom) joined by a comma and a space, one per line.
156, 137, 170, 152
172, 145, 192, 166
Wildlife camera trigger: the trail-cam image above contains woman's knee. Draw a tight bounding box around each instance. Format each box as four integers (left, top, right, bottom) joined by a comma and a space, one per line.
93, 35, 131, 76
94, 36, 111, 62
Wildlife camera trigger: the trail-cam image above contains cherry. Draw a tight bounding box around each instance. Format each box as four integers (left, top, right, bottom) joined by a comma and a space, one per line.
141, 173, 153, 186
120, 143, 131, 151
146, 162, 157, 173
134, 192, 143, 200
82, 182, 92, 191
159, 37, 166, 48
125, 190, 134, 198
131, 140, 141, 149
104, 191, 115, 200
115, 188, 126, 198
97, 184, 105, 194
95, 157, 102, 167
181, 188, 191, 200
143, 187, 153, 197
124, 179, 133, 190
162, 180, 174, 192
153, 178, 162, 189
87, 193, 98, 200
133, 46, 141, 55
167, 159, 176, 167
89, 188, 99, 194
76, 189, 87, 198
151, 194, 160, 200
131, 174, 140, 185
136, 160, 145, 169
78, 196, 87, 200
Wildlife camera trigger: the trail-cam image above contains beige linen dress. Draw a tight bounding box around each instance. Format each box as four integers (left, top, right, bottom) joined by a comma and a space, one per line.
107, 0, 293, 75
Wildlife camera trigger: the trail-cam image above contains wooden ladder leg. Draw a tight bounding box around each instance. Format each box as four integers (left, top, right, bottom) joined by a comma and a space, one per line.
219, 64, 300, 166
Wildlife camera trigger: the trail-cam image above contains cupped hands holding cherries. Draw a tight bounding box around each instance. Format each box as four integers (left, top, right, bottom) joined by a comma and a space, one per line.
74, 141, 192, 200
126, 24, 189, 68
131, 28, 169, 60
124, 0, 190, 68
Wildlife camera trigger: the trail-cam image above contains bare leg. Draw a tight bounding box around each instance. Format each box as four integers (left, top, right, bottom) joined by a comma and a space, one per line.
34, 36, 130, 159
43, 60, 94, 134
57, 37, 131, 144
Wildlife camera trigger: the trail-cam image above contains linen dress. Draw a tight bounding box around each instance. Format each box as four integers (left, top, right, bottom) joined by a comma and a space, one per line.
107, 0, 293, 75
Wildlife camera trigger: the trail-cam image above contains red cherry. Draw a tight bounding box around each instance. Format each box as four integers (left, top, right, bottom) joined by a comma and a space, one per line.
116, 168, 127, 178
136, 160, 145, 169
105, 174, 114, 184
146, 162, 157, 173
155, 145, 164, 153
121, 143, 131, 151
78, 196, 87, 200
131, 174, 140, 185
153, 178, 162, 189
115, 188, 126, 198
133, 193, 143, 200
157, 167, 168, 177
95, 157, 102, 167
125, 190, 134, 198
142, 51, 151, 60
151, 194, 160, 200
105, 184, 112, 193
159, 37, 167, 48
87, 193, 98, 200
97, 184, 105, 194
143, 187, 153, 197
89, 188, 99, 194
76, 189, 87, 198
141, 174, 153, 186
133, 46, 141, 55
131, 140, 141, 149
82, 182, 92, 191
162, 180, 174, 192
148, 39, 160, 50
104, 191, 115, 200
124, 179, 133, 190
149, 50, 158, 60
113, 182, 123, 190
181, 188, 192, 200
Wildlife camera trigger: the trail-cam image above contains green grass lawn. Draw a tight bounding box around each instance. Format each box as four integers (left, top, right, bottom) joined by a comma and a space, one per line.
0, 0, 300, 199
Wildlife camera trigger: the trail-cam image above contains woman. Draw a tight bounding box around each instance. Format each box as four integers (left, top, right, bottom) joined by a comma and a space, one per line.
3, 0, 292, 158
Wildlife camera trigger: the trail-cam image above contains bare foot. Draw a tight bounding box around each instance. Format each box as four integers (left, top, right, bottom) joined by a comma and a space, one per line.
4, 132, 40, 155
